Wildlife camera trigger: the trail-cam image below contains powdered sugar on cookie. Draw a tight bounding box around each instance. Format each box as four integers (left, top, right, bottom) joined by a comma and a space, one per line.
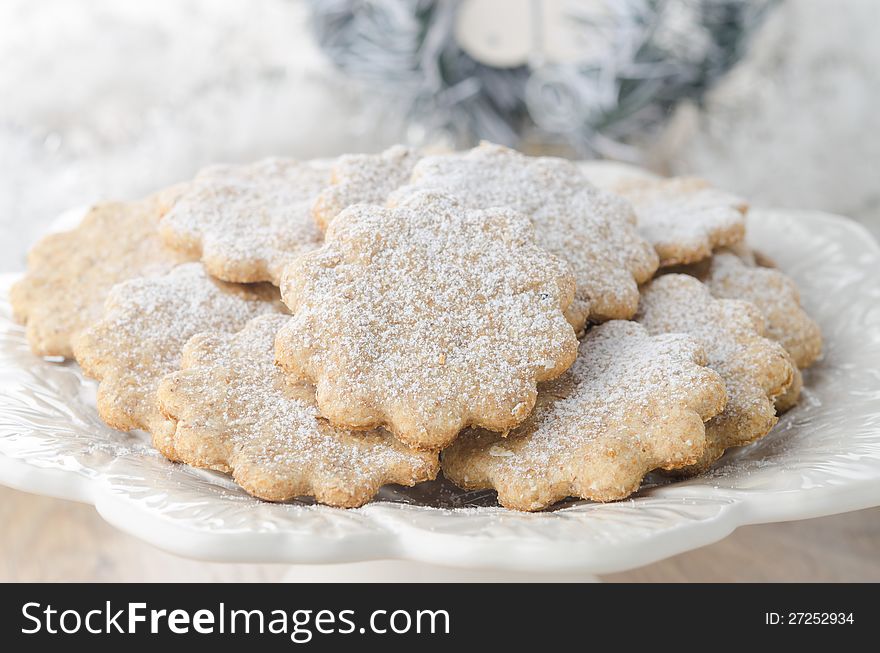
636, 274, 793, 470
276, 190, 579, 450
158, 315, 438, 507
611, 177, 747, 267
441, 320, 727, 511
312, 145, 421, 231
11, 191, 191, 358
160, 158, 331, 284
389, 143, 658, 329
73, 263, 284, 459
702, 251, 822, 369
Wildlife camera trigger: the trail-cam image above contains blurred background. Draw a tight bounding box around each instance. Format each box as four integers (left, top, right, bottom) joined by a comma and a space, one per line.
2, 0, 879, 273
1, 0, 879, 581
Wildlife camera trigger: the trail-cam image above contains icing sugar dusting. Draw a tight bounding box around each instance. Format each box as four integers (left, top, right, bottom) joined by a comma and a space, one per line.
636, 274, 794, 466
704, 251, 822, 368
390, 143, 658, 328
159, 314, 438, 507
612, 177, 747, 266
10, 192, 192, 358
276, 190, 579, 450
311, 145, 421, 231
73, 263, 284, 457
160, 158, 332, 284
441, 320, 727, 511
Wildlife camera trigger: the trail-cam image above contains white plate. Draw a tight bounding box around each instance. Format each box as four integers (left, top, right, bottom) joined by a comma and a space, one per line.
1, 209, 880, 576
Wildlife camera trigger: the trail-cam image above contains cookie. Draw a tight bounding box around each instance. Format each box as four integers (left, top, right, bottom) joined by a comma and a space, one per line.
722, 240, 758, 266
441, 321, 727, 511
636, 274, 794, 469
390, 143, 659, 329
10, 190, 191, 358
312, 145, 421, 231
610, 177, 747, 267
703, 241, 775, 269
157, 314, 439, 507
752, 250, 778, 269
577, 159, 659, 190
701, 250, 822, 369
159, 158, 330, 284
699, 250, 822, 413
275, 190, 579, 451
775, 366, 803, 413
73, 263, 284, 459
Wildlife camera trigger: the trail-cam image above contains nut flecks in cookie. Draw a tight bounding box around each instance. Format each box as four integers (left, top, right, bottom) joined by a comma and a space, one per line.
611, 177, 747, 267
312, 145, 421, 231
10, 191, 191, 358
390, 143, 659, 329
158, 315, 439, 507
701, 251, 823, 369
73, 263, 284, 459
441, 321, 727, 511
275, 190, 579, 451
159, 158, 331, 284
636, 274, 794, 469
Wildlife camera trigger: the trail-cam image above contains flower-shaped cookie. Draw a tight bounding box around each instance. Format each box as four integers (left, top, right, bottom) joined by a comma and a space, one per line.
611, 177, 747, 267
698, 250, 823, 413
312, 145, 421, 231
636, 274, 794, 469
159, 158, 330, 284
441, 321, 727, 511
11, 189, 190, 358
275, 191, 579, 450
158, 315, 439, 507
390, 143, 659, 329
73, 263, 284, 459
702, 251, 822, 369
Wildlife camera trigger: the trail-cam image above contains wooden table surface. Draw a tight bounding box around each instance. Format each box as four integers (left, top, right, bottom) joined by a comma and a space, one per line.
2, 485, 878, 582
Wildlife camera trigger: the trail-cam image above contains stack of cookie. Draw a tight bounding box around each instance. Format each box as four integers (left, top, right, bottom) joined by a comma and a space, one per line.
11, 143, 821, 511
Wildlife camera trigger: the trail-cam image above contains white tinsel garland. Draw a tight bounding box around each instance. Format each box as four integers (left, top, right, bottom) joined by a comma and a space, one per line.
310, 0, 775, 157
